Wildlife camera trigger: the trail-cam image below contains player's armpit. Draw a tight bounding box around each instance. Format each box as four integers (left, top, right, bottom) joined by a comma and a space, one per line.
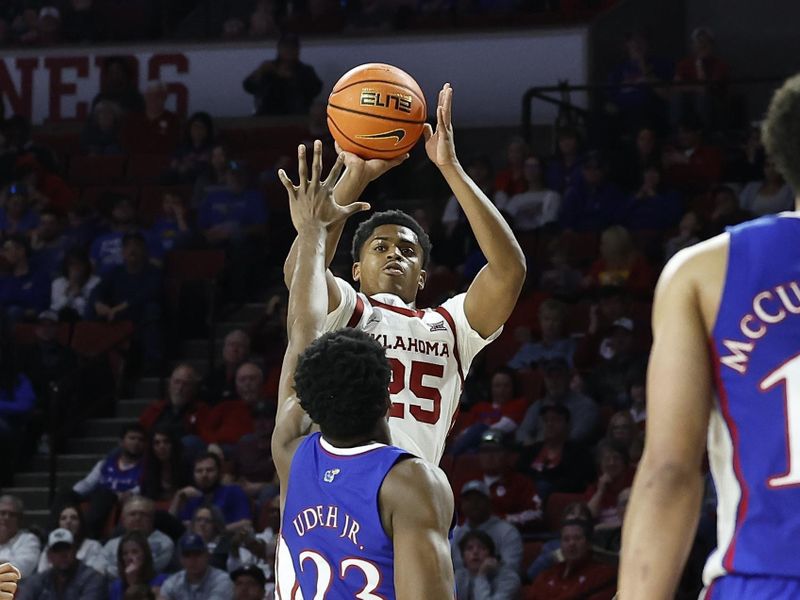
380, 458, 455, 600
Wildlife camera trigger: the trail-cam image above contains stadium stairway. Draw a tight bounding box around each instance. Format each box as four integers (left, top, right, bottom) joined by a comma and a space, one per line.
10, 302, 268, 531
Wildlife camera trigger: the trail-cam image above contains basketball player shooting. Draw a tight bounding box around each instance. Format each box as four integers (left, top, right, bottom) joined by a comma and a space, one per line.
620, 75, 800, 599
271, 142, 455, 599
0, 563, 20, 600
284, 83, 526, 464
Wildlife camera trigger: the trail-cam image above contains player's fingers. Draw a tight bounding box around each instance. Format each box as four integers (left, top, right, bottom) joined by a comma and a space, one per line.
388, 153, 410, 168
310, 140, 323, 188
437, 105, 445, 130
342, 202, 371, 216
445, 84, 453, 125
438, 85, 445, 108
0, 581, 16, 593
277, 169, 296, 196
0, 564, 19, 577
422, 123, 434, 141
297, 144, 308, 192
324, 153, 346, 187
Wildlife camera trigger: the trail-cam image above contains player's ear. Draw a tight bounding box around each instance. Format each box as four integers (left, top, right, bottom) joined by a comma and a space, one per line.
352, 262, 361, 282
418, 269, 427, 290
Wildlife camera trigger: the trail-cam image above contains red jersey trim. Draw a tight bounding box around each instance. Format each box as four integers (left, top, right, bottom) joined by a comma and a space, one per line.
365, 296, 427, 318
433, 306, 464, 385
346, 296, 365, 328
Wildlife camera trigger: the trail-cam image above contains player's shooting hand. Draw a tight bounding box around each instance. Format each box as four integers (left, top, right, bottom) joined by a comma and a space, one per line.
0, 562, 20, 600
279, 140, 370, 231
423, 83, 458, 169
334, 142, 409, 190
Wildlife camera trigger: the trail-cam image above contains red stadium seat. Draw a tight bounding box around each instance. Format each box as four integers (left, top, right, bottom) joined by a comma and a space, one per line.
127, 154, 172, 184
165, 250, 226, 282
483, 329, 522, 373
518, 368, 544, 402
69, 155, 127, 186
563, 230, 600, 267
13, 323, 71, 346
544, 492, 585, 532
80, 185, 139, 212
70, 321, 134, 357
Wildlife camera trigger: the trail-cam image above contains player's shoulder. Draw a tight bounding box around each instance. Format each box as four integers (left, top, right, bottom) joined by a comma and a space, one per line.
381, 457, 453, 517
660, 232, 729, 291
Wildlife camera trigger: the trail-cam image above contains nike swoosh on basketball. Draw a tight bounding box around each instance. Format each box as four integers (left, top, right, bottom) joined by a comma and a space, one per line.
355, 129, 406, 145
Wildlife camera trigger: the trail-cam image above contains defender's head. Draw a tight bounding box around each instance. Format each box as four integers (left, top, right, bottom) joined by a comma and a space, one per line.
763, 74, 800, 199
351, 210, 432, 305
294, 329, 391, 442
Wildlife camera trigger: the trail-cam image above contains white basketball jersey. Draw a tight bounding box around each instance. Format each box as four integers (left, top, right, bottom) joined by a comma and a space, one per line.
324, 277, 501, 464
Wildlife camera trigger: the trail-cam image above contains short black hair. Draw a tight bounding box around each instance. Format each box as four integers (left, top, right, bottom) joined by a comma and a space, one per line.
351, 209, 432, 268
763, 74, 800, 192
120, 423, 146, 438
194, 452, 222, 470
562, 518, 593, 540
294, 329, 391, 439
458, 530, 496, 556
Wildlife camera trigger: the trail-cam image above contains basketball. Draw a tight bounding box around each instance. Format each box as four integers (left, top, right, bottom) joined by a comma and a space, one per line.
327, 63, 427, 160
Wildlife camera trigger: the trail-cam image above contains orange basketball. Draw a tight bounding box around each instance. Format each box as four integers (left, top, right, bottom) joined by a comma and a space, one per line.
327, 63, 427, 160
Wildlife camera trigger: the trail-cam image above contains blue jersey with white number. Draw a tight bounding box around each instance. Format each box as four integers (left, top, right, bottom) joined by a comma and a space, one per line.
280, 432, 410, 599
705, 213, 800, 585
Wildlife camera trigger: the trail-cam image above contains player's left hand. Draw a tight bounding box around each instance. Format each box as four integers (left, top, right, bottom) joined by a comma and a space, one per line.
279, 140, 371, 231
334, 142, 409, 191
423, 83, 459, 169
0, 562, 20, 600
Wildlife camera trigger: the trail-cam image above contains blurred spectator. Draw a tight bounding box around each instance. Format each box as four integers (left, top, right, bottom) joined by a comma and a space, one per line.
247, 0, 278, 38
729, 124, 766, 183
451, 481, 523, 573
672, 27, 730, 130
739, 157, 795, 216
559, 153, 624, 231
170, 452, 252, 531
192, 144, 230, 207
607, 30, 671, 134
158, 532, 234, 600
662, 115, 723, 192
139, 428, 193, 503
227, 496, 278, 589
605, 411, 643, 464
1, 235, 51, 323
109, 531, 168, 600
51, 249, 101, 319
508, 299, 576, 369
452, 368, 528, 453
585, 440, 634, 529
546, 127, 583, 193
122, 81, 181, 155
167, 112, 215, 184
517, 358, 598, 444
90, 195, 152, 275
203, 329, 251, 404
139, 364, 207, 450
592, 487, 630, 553
584, 226, 655, 296
501, 156, 560, 231
62, 0, 102, 43
102, 496, 174, 579
63, 423, 145, 538
16, 159, 78, 216
37, 504, 104, 574
2, 115, 58, 174
517, 403, 595, 497
64, 201, 103, 250
147, 191, 195, 254
189, 505, 231, 570
455, 530, 521, 600
93, 57, 145, 115
0, 183, 39, 235
0, 342, 37, 485
230, 564, 268, 600
242, 33, 322, 116
614, 126, 662, 191
538, 236, 583, 298
525, 502, 593, 581
494, 137, 529, 199
626, 372, 646, 428
705, 184, 753, 237
0, 495, 41, 577
232, 410, 277, 511
586, 317, 647, 407
623, 163, 683, 231
31, 209, 70, 280
81, 100, 124, 156
664, 210, 702, 260
16, 528, 105, 600
442, 155, 494, 237
525, 520, 616, 599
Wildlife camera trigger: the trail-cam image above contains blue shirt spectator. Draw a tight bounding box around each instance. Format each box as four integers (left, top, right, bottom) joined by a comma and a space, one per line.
0, 374, 36, 419
198, 164, 267, 243
109, 573, 167, 600
623, 166, 683, 231
178, 483, 251, 526
560, 155, 625, 231
0, 236, 50, 321
0, 183, 39, 235
91, 230, 164, 275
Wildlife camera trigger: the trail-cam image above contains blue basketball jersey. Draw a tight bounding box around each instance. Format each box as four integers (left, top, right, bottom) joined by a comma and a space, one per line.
705, 213, 800, 586
279, 432, 410, 599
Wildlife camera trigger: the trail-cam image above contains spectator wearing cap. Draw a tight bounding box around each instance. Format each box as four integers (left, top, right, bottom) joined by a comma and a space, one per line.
587, 317, 647, 407
50, 248, 101, 319
662, 115, 723, 193
203, 329, 251, 405
16, 528, 105, 600
0, 495, 41, 577
231, 564, 266, 600
559, 152, 625, 231
0, 235, 50, 322
242, 33, 322, 116
451, 481, 523, 573
585, 440, 634, 529
0, 183, 39, 236
525, 520, 617, 600
170, 453, 252, 532
517, 358, 598, 445
516, 404, 595, 499
508, 299, 576, 370
37, 504, 104, 574
157, 533, 233, 600
459, 431, 543, 532
584, 226, 655, 297
109, 530, 168, 600
90, 196, 163, 275
455, 530, 521, 600
122, 81, 181, 155
452, 368, 528, 454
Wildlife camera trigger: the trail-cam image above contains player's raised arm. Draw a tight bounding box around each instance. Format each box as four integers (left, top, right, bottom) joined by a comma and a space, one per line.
619, 238, 725, 599
423, 84, 526, 338
282, 150, 408, 312
380, 458, 455, 599
271, 141, 371, 481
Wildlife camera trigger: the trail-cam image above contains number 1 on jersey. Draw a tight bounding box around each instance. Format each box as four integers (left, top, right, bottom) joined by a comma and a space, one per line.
761, 353, 800, 488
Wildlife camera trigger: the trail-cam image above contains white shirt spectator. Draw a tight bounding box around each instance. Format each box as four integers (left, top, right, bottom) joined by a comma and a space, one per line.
0, 530, 41, 577
504, 189, 561, 231
37, 537, 104, 574
159, 565, 233, 600
451, 517, 523, 573
739, 181, 794, 216
50, 275, 101, 318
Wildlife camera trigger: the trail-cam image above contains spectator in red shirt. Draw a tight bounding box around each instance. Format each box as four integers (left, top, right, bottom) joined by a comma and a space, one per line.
526, 520, 617, 600
584, 226, 656, 298
122, 81, 180, 155
452, 368, 529, 454
585, 440, 634, 529
663, 115, 723, 193
15, 159, 77, 216
493, 137, 529, 201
